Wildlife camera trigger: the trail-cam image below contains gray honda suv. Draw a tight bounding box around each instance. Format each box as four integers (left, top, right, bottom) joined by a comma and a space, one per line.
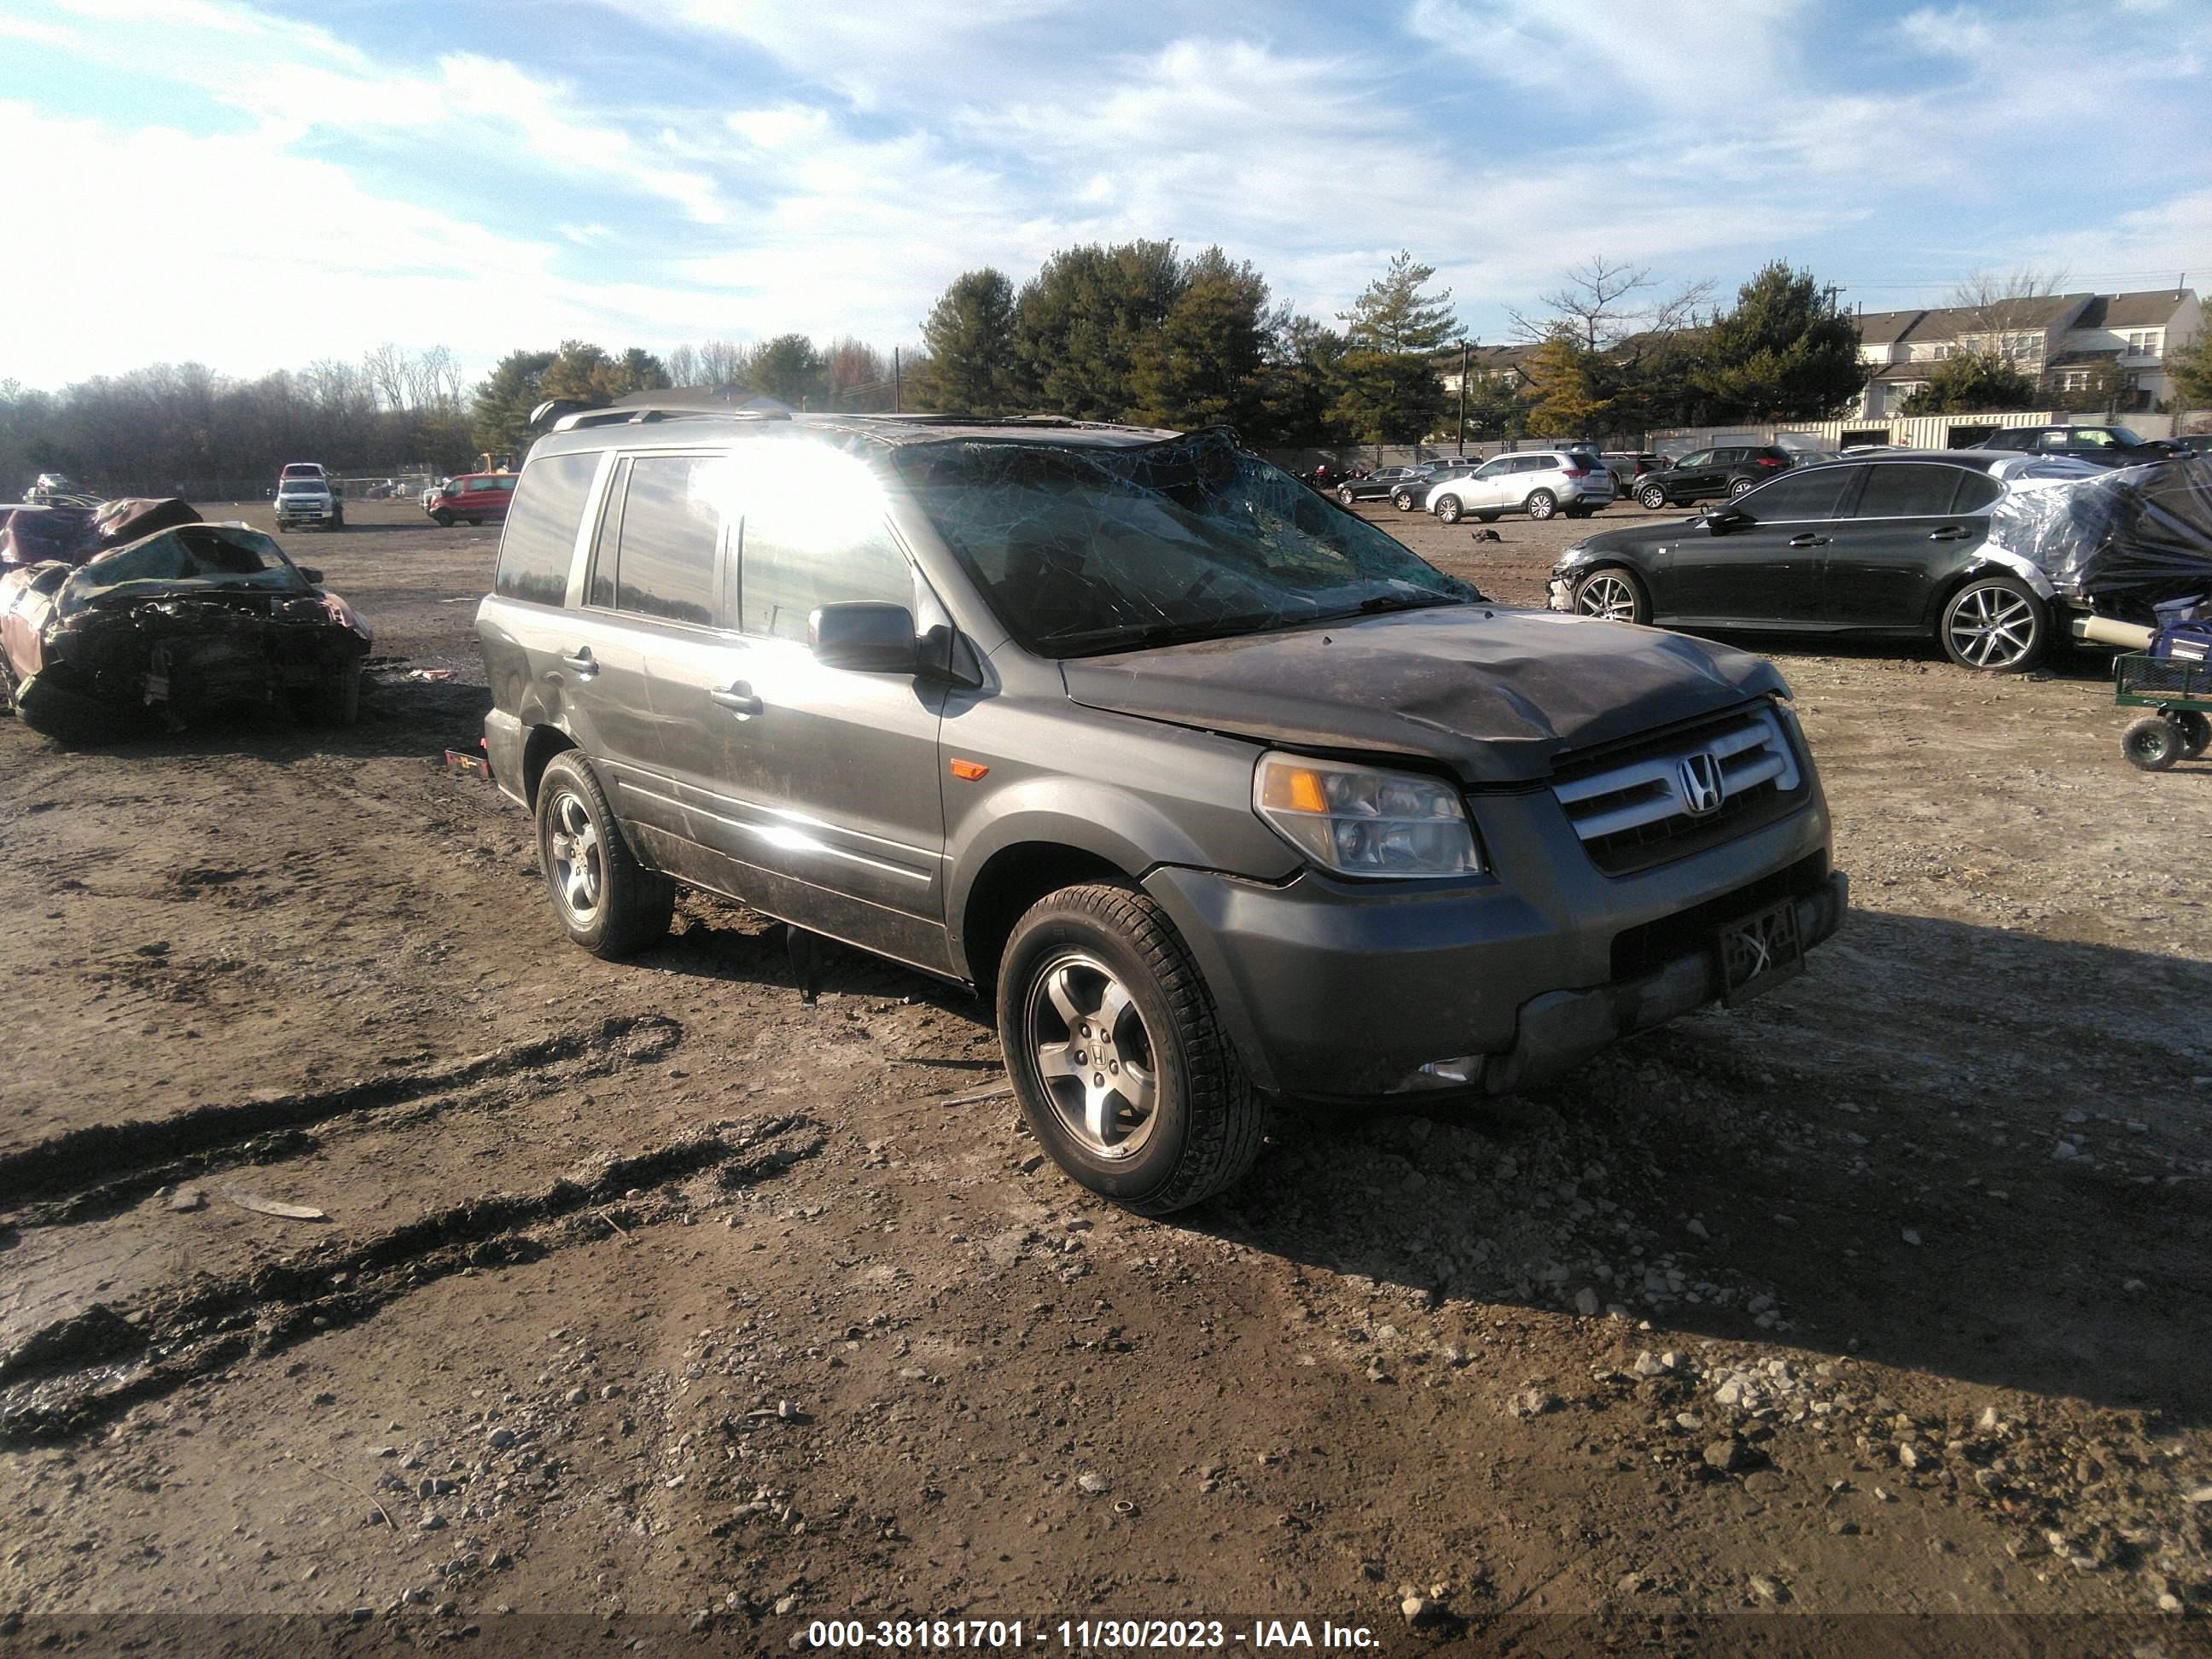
476, 412, 1845, 1214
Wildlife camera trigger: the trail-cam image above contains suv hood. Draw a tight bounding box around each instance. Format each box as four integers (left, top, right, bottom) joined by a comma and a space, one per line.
1059, 606, 1789, 783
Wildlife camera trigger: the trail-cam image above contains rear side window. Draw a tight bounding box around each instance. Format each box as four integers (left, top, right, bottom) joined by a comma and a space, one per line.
1739, 466, 1861, 521
615, 455, 725, 626
493, 451, 599, 605
1854, 464, 1981, 517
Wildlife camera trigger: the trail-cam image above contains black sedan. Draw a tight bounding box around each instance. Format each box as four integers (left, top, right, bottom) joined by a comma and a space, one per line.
1547, 451, 2061, 672
1970, 423, 2180, 468
1633, 445, 1795, 509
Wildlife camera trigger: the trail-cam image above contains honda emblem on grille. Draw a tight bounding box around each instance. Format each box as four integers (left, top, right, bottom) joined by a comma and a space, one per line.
1678, 751, 1726, 817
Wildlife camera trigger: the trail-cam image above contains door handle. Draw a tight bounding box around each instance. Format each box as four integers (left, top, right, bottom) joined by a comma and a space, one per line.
1786, 533, 1830, 547
558, 648, 597, 678
710, 682, 765, 719
1927, 526, 1972, 540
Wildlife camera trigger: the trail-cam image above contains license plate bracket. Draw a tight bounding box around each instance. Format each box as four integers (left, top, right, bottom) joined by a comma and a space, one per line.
1717, 899, 1804, 1004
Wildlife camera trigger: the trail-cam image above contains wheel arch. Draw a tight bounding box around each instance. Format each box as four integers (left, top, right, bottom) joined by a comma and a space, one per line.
956, 839, 1133, 993
521, 723, 579, 810
1921, 550, 2056, 632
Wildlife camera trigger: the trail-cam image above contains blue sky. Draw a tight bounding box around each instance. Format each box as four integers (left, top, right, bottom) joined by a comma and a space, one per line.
3, 0, 2208, 389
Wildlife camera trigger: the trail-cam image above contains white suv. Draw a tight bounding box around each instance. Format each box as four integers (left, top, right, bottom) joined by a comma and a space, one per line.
1425, 450, 1615, 523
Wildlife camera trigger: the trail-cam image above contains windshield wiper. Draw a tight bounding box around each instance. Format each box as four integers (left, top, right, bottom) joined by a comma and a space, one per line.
1036, 611, 1289, 655
1336, 592, 1472, 619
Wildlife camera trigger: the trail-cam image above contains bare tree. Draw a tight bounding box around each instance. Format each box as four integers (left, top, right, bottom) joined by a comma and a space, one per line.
665, 343, 700, 387
1508, 256, 1714, 352
696, 339, 755, 387
1945, 267, 2075, 375
362, 342, 409, 412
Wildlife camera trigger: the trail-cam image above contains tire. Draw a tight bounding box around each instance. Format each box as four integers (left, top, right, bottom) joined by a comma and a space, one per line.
1336, 486, 1355, 506
535, 751, 675, 958
998, 882, 1265, 1215
1435, 494, 1464, 525
298, 658, 363, 726
1573, 565, 1650, 625
1475, 511, 1499, 523
2175, 711, 2211, 759
2122, 716, 2184, 771
1393, 490, 1416, 512
433, 510, 455, 527
1524, 489, 1557, 521
1939, 574, 2047, 673
1639, 485, 1668, 509
1727, 476, 1755, 498
331, 511, 345, 530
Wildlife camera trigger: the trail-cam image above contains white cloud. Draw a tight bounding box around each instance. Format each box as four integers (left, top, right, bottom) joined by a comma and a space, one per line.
1896, 5, 1995, 56
0, 102, 710, 386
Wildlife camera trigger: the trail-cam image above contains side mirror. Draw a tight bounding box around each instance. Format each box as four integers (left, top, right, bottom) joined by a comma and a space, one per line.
297, 566, 324, 585
811, 602, 919, 673
1702, 507, 1749, 534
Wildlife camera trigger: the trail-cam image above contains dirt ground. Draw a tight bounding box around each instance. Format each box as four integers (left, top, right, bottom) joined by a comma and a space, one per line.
1, 494, 2209, 1654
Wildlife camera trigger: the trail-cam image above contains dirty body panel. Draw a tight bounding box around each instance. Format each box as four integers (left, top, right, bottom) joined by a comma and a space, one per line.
0, 522, 370, 740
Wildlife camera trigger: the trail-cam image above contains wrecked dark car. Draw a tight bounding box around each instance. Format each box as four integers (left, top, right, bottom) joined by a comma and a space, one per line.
0, 521, 371, 741
0, 496, 201, 569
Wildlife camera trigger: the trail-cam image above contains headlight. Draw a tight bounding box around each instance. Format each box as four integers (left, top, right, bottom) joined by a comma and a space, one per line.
1254, 753, 1481, 878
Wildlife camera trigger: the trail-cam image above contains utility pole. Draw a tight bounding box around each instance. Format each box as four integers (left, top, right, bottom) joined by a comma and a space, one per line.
894, 347, 901, 414
1458, 339, 1469, 456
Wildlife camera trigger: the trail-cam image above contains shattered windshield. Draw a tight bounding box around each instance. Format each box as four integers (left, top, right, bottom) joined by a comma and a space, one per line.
61, 525, 311, 612
889, 428, 1478, 657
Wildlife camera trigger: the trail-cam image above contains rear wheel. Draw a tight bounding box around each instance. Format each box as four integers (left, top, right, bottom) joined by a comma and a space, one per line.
2174, 711, 2210, 759
1393, 490, 1416, 512
1336, 486, 1355, 506
1940, 574, 2046, 672
1435, 494, 1464, 525
1574, 566, 1650, 625
1525, 489, 1557, 521
1727, 476, 1755, 498
998, 882, 1264, 1215
2122, 715, 2184, 771
535, 752, 674, 957
1639, 484, 1668, 509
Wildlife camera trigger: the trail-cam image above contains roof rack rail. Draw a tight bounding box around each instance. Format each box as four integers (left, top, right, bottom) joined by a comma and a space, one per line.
548, 405, 794, 434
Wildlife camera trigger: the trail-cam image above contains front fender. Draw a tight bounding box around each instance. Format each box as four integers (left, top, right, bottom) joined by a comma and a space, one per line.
945, 771, 1300, 978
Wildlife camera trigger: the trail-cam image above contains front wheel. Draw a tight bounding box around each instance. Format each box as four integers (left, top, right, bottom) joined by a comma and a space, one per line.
1639, 485, 1668, 509
1574, 566, 1650, 625
1525, 489, 1557, 521
998, 883, 1265, 1215
432, 509, 455, 527
535, 752, 674, 957
2175, 711, 2211, 759
1940, 574, 2046, 672
2123, 716, 2184, 771
1435, 494, 1464, 525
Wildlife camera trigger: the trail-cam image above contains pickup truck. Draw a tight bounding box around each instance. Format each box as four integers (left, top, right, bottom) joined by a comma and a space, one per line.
274, 475, 345, 531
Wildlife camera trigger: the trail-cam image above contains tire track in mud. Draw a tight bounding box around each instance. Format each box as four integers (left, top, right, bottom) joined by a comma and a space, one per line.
0, 1113, 825, 1445
0, 1013, 682, 1225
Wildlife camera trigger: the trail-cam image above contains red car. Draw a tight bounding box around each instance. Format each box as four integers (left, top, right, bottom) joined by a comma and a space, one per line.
424, 472, 516, 527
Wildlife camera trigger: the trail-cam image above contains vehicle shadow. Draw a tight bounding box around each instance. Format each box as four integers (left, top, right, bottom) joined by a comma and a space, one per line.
2, 676, 494, 765
1173, 906, 2212, 1424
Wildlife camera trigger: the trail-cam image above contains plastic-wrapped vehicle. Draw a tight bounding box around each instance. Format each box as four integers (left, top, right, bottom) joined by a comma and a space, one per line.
0, 521, 370, 741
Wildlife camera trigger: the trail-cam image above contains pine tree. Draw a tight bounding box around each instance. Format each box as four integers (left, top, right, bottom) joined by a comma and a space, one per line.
917, 269, 1019, 414
1338, 251, 1460, 353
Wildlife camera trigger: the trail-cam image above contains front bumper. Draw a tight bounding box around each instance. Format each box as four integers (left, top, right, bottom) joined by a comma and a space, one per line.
1141, 800, 1841, 1103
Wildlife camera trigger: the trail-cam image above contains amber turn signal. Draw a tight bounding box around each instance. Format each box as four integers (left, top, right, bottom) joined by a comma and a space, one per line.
949, 758, 989, 781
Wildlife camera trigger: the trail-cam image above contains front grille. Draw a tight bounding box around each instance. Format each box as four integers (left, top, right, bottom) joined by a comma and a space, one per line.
1553, 705, 1806, 876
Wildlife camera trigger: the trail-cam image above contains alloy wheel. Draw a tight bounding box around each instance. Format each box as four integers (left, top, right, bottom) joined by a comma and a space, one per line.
1945, 582, 2039, 669
546, 789, 605, 926
1025, 950, 1160, 1161
1577, 573, 1640, 622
